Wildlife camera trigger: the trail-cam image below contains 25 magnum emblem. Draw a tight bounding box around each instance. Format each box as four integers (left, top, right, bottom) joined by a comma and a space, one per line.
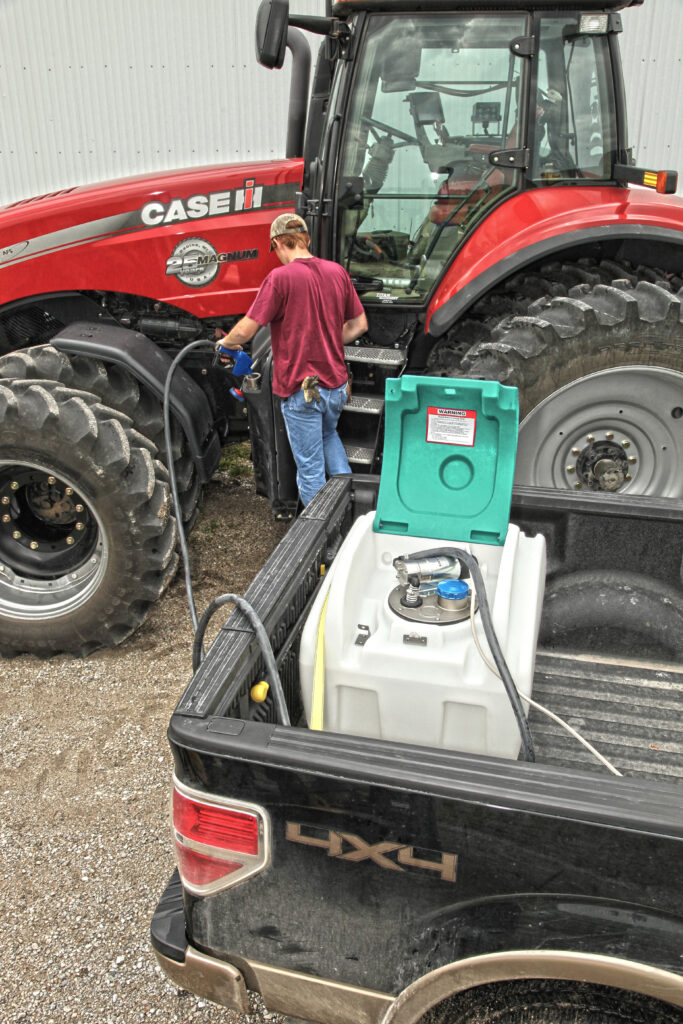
166, 237, 258, 288
286, 823, 457, 883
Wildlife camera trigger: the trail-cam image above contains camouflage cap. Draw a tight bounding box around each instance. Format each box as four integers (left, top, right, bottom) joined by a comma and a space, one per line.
269, 213, 309, 240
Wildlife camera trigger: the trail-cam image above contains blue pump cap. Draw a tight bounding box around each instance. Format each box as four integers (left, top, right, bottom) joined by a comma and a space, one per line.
436, 579, 470, 600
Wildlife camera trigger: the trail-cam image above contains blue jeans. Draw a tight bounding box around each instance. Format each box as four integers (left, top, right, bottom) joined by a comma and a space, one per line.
280, 382, 351, 506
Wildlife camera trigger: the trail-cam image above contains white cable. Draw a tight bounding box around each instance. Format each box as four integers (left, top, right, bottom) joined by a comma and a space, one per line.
468, 585, 623, 777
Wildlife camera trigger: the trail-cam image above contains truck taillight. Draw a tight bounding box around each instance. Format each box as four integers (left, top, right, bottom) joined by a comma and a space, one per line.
172, 778, 270, 895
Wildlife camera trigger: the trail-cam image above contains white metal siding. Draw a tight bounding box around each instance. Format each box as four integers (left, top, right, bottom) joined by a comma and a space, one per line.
620, 0, 683, 191
0, 0, 324, 206
0, 1, 681, 206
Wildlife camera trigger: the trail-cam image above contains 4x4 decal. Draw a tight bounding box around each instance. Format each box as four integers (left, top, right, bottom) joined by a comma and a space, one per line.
286, 822, 457, 883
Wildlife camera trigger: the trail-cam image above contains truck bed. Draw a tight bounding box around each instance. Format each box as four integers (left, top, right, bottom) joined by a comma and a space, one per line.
176, 477, 683, 786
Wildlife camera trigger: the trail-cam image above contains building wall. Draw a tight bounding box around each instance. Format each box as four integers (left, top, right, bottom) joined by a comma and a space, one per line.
620, 0, 682, 183
0, 0, 323, 206
0, 0, 681, 208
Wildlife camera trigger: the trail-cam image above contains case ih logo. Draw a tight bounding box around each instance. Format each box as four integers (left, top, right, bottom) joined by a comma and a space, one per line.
141, 178, 263, 226
286, 823, 458, 883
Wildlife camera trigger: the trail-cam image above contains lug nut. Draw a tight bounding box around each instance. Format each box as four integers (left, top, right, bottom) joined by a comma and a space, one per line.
586, 435, 595, 443
47, 476, 56, 485
1, 496, 9, 505
571, 448, 580, 456
12, 530, 21, 539
622, 440, 631, 449
66, 536, 75, 545
75, 522, 85, 531
574, 483, 582, 490
628, 456, 637, 464
566, 466, 575, 474
605, 432, 614, 440
2, 515, 10, 524
10, 481, 19, 490
75, 504, 84, 513
625, 473, 632, 482
29, 541, 39, 550
65, 487, 74, 495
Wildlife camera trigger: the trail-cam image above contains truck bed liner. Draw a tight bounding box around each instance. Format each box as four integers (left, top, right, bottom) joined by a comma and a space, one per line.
530, 653, 683, 782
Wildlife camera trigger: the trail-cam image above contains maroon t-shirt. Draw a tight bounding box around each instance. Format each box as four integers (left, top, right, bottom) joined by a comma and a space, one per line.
247, 256, 364, 398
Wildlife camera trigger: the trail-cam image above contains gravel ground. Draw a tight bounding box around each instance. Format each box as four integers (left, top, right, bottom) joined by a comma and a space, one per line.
0, 455, 292, 1024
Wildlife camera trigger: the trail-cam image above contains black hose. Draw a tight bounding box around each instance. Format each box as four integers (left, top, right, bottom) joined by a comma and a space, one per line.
192, 593, 290, 727
163, 340, 291, 727
396, 545, 536, 762
163, 340, 214, 635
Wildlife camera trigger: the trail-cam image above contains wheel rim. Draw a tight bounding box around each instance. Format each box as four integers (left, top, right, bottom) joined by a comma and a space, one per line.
0, 460, 108, 620
515, 366, 683, 497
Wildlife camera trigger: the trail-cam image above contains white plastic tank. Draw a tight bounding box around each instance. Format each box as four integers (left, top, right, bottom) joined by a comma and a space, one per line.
299, 512, 546, 760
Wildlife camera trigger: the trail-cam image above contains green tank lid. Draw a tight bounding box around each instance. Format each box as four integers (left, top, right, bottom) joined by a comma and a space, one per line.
373, 376, 518, 545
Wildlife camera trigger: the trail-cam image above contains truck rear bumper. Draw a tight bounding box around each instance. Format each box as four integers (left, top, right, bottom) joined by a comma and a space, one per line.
150, 870, 393, 1024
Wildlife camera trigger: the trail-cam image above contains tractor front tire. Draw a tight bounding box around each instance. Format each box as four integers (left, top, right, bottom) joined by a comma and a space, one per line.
461, 278, 683, 497
0, 344, 202, 527
0, 380, 177, 656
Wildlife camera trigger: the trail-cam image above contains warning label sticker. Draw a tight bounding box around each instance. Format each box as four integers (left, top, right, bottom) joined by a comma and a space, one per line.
426, 406, 477, 447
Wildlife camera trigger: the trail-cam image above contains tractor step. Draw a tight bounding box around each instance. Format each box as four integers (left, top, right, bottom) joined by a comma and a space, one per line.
345, 395, 384, 415
344, 444, 376, 466
344, 345, 406, 367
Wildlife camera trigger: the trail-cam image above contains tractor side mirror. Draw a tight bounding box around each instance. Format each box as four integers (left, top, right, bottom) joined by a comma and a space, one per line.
381, 40, 421, 93
255, 0, 289, 69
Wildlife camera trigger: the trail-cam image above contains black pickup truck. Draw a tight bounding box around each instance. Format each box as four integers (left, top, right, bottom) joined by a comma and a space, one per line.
151, 476, 683, 1024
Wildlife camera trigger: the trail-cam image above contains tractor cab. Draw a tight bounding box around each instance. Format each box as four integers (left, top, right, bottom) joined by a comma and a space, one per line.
252, 0, 681, 515
261, 1, 633, 307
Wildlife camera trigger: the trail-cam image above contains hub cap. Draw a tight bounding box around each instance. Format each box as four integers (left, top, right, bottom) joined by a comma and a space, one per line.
515, 366, 683, 497
0, 462, 108, 620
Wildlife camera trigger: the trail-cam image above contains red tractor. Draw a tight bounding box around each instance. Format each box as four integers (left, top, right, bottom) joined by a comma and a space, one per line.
0, 0, 680, 655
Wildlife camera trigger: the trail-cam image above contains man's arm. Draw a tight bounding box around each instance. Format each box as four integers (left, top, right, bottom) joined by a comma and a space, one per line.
218, 315, 261, 352
342, 312, 368, 346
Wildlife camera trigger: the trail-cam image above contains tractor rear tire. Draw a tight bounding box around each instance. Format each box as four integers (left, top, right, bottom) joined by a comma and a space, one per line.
0, 380, 177, 656
460, 278, 683, 497
0, 344, 202, 527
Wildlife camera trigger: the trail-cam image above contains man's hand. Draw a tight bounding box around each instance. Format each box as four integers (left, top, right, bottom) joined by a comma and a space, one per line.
215, 315, 261, 359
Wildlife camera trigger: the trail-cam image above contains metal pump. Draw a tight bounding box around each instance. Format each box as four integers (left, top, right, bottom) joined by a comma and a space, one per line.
388, 551, 473, 625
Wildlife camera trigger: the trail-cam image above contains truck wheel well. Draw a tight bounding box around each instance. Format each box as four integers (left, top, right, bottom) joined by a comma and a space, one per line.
417, 979, 683, 1024
382, 951, 683, 1024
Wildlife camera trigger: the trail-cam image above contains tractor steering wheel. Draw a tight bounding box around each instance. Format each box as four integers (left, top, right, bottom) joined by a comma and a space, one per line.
360, 116, 419, 147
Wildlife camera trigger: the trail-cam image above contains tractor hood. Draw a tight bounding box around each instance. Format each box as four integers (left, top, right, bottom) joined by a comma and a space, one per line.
0, 159, 303, 317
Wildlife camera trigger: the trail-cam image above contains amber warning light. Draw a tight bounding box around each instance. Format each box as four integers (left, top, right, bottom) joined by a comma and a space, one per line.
615, 163, 679, 194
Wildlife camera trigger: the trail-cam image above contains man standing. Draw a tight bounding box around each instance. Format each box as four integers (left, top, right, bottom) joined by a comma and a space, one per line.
218, 214, 368, 507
